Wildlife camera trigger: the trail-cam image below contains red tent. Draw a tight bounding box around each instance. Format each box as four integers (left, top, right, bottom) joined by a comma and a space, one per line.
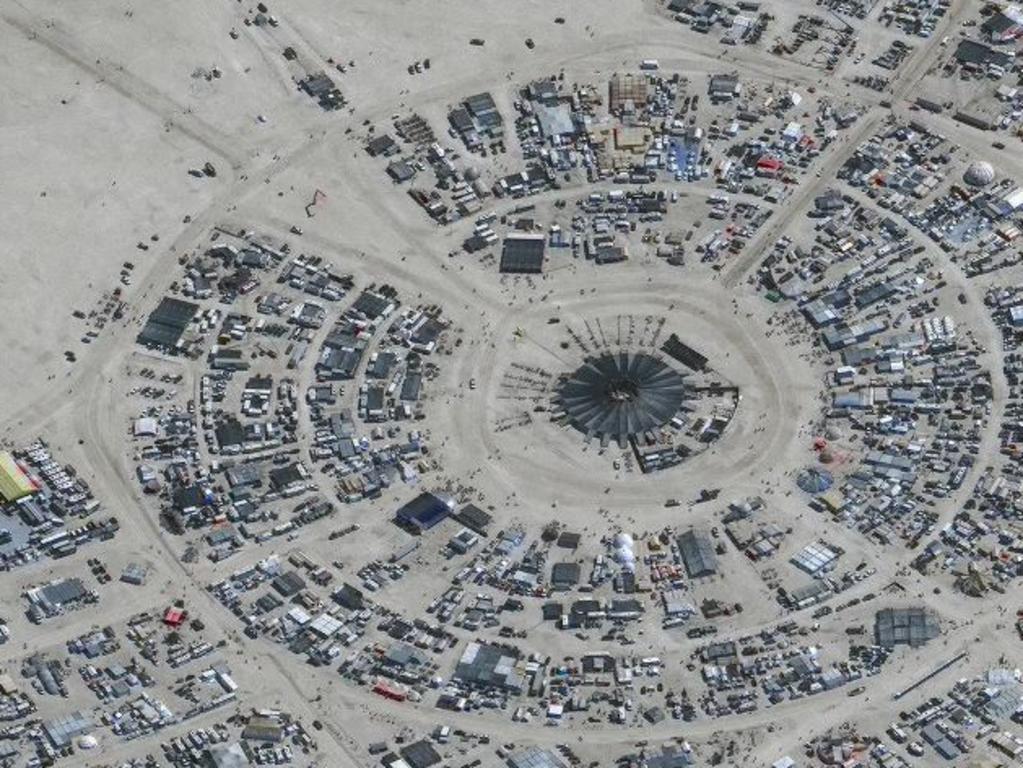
163, 607, 187, 627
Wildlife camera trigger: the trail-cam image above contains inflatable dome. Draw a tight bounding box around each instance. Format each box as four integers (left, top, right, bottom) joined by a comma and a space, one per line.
78, 735, 98, 750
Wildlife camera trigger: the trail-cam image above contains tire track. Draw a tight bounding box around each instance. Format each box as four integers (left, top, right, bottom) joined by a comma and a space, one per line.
3, 4, 248, 169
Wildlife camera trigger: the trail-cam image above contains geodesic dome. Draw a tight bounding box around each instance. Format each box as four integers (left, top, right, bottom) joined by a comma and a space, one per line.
964, 160, 995, 188
613, 532, 634, 548
616, 548, 636, 570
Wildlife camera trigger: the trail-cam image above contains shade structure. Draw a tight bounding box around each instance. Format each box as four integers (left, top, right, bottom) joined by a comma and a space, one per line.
796, 467, 834, 494
0, 451, 36, 502
557, 352, 686, 446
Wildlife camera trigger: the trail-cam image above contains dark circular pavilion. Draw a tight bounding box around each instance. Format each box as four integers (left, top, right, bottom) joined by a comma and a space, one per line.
556, 352, 687, 447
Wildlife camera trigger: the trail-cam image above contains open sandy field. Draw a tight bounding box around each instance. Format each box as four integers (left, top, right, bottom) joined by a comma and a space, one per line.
4, 0, 1023, 767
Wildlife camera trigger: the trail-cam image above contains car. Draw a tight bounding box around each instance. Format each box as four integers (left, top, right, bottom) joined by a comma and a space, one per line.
993, 141, 1006, 149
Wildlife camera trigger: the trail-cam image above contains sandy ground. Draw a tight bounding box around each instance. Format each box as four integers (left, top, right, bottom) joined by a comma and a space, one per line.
3, 0, 1023, 766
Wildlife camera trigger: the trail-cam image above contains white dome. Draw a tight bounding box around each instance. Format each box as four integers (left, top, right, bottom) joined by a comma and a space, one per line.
964, 160, 995, 187
78, 735, 98, 749
613, 533, 634, 548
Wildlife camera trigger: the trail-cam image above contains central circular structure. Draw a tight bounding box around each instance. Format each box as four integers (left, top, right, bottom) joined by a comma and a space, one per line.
557, 352, 687, 446
606, 377, 639, 402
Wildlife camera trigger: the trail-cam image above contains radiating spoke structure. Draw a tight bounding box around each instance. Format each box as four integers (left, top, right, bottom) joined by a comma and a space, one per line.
556, 352, 687, 447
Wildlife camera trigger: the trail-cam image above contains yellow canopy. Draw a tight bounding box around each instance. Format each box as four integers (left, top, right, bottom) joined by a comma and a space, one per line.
0, 452, 34, 501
